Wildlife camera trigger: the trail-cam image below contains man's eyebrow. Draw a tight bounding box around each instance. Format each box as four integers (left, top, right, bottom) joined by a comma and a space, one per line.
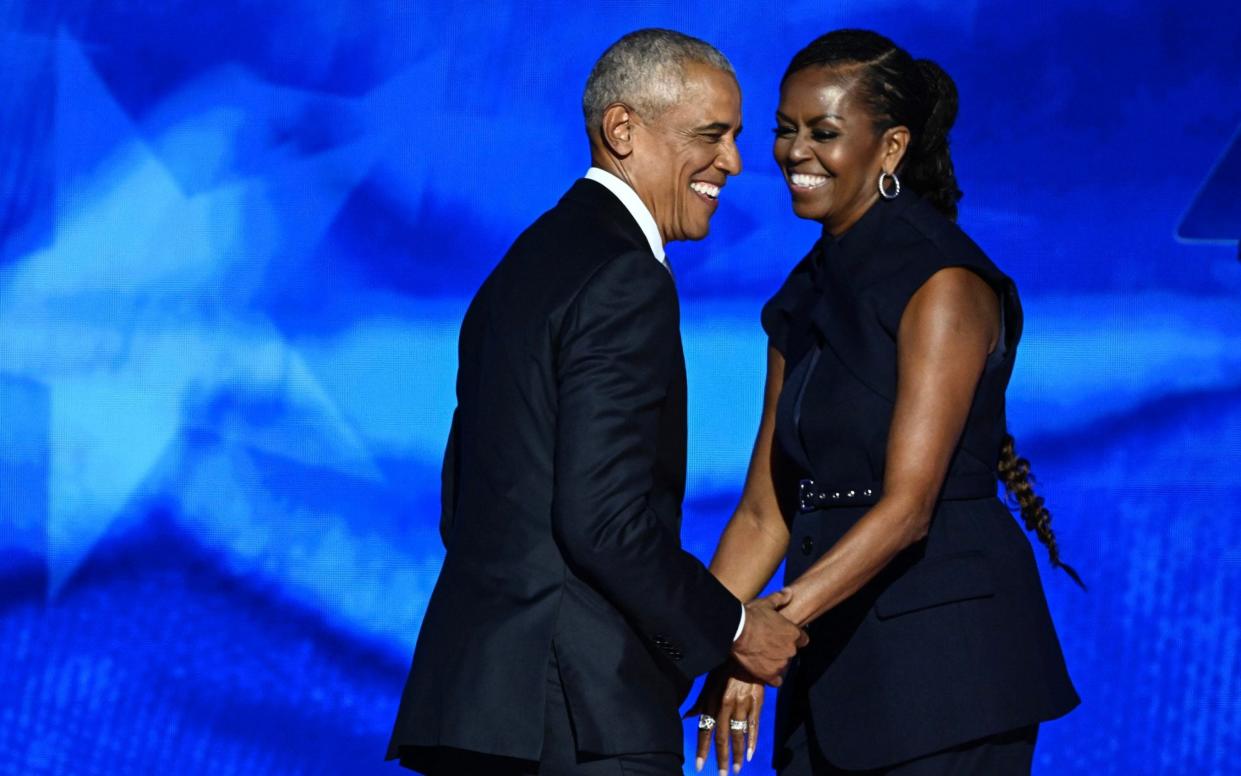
695, 122, 735, 134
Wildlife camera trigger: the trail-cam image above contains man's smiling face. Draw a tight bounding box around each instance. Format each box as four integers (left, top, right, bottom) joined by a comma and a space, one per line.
625, 62, 743, 243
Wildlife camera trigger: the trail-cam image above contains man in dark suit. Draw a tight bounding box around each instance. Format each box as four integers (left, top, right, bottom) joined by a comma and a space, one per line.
388, 28, 808, 776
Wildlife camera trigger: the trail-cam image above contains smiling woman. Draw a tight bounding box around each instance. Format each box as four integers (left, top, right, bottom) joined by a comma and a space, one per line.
772, 40, 960, 233
773, 67, 903, 233
690, 28, 1080, 776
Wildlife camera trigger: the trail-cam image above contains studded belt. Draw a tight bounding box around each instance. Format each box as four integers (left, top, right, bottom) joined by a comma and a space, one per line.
798, 472, 998, 513
798, 479, 878, 511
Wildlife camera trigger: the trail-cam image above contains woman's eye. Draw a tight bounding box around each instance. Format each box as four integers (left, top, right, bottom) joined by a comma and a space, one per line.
812, 130, 838, 142
772, 126, 795, 137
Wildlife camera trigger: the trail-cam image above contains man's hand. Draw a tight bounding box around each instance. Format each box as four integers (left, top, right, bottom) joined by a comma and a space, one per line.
730, 589, 808, 686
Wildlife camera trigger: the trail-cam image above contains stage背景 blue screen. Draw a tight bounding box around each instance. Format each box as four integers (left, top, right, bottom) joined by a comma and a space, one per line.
1, 2, 1239, 774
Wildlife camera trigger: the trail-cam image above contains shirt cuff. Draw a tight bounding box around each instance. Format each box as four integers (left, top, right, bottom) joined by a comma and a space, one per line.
733, 602, 746, 642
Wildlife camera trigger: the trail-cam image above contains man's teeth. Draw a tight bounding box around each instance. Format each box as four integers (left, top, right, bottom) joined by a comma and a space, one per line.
690, 181, 720, 200
791, 173, 829, 189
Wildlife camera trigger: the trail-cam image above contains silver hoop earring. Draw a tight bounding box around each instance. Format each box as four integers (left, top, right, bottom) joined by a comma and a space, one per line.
878, 171, 900, 200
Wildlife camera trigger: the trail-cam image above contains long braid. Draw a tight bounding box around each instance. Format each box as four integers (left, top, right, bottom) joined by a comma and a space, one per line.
997, 432, 1086, 589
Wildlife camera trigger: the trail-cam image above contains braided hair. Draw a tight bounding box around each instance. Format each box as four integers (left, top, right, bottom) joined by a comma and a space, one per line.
786, 31, 1083, 587
783, 29, 963, 220
998, 433, 1085, 589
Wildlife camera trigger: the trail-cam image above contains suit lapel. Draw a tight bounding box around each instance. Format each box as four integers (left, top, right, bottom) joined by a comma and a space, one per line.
560, 178, 653, 258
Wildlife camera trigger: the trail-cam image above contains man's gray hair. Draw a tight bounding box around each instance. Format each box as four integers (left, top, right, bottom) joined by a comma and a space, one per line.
582, 29, 735, 126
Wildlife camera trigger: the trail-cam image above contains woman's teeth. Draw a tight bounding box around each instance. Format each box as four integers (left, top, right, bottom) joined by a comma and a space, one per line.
790, 173, 828, 189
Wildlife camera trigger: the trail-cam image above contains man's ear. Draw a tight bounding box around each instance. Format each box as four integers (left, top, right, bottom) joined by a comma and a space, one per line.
600, 103, 636, 158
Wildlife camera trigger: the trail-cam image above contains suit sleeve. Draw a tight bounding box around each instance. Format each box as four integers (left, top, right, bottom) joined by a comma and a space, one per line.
760, 255, 814, 358
551, 251, 741, 679
438, 409, 459, 548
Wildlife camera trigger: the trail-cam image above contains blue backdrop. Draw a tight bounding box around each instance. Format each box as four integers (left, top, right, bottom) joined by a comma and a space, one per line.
2, 1, 1239, 774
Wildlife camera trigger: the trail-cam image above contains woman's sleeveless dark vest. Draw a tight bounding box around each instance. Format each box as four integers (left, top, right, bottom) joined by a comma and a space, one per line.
763, 191, 1078, 771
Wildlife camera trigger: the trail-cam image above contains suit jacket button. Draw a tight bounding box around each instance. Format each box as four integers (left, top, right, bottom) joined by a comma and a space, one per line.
801, 536, 814, 555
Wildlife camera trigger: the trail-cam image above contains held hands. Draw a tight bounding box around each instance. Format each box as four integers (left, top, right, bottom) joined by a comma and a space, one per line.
687, 666, 764, 775
684, 589, 805, 774
730, 589, 808, 686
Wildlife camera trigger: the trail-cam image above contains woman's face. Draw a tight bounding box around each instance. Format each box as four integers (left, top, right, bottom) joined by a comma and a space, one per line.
773, 66, 905, 235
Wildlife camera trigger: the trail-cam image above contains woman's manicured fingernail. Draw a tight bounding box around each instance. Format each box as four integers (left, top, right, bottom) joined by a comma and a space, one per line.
695, 757, 703, 772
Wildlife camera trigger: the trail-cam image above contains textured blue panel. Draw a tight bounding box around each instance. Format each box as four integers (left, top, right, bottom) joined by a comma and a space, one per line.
0, 1, 1239, 774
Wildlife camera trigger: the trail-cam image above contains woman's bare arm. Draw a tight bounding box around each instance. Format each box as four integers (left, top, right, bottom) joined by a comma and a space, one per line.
779, 267, 1001, 626
708, 345, 793, 601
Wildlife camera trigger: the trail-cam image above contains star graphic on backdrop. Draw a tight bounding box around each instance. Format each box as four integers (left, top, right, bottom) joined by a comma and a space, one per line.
0, 33, 388, 595
1177, 121, 1241, 257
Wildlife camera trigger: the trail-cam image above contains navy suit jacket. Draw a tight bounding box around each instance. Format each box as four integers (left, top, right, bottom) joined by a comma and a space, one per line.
387, 179, 740, 763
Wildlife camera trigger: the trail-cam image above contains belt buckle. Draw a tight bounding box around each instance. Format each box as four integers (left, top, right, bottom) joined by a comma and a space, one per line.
798, 478, 816, 513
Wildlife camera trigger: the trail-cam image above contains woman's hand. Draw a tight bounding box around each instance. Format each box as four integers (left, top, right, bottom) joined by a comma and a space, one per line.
686, 663, 765, 774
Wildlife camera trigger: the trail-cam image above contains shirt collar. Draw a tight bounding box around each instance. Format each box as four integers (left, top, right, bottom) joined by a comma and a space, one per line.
584, 167, 666, 265
827, 191, 900, 251
818, 189, 916, 278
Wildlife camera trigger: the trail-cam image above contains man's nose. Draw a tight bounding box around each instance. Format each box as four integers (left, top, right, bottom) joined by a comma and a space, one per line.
716, 139, 742, 176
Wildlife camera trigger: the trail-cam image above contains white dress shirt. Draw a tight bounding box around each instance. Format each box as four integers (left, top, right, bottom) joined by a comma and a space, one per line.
582, 167, 746, 643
